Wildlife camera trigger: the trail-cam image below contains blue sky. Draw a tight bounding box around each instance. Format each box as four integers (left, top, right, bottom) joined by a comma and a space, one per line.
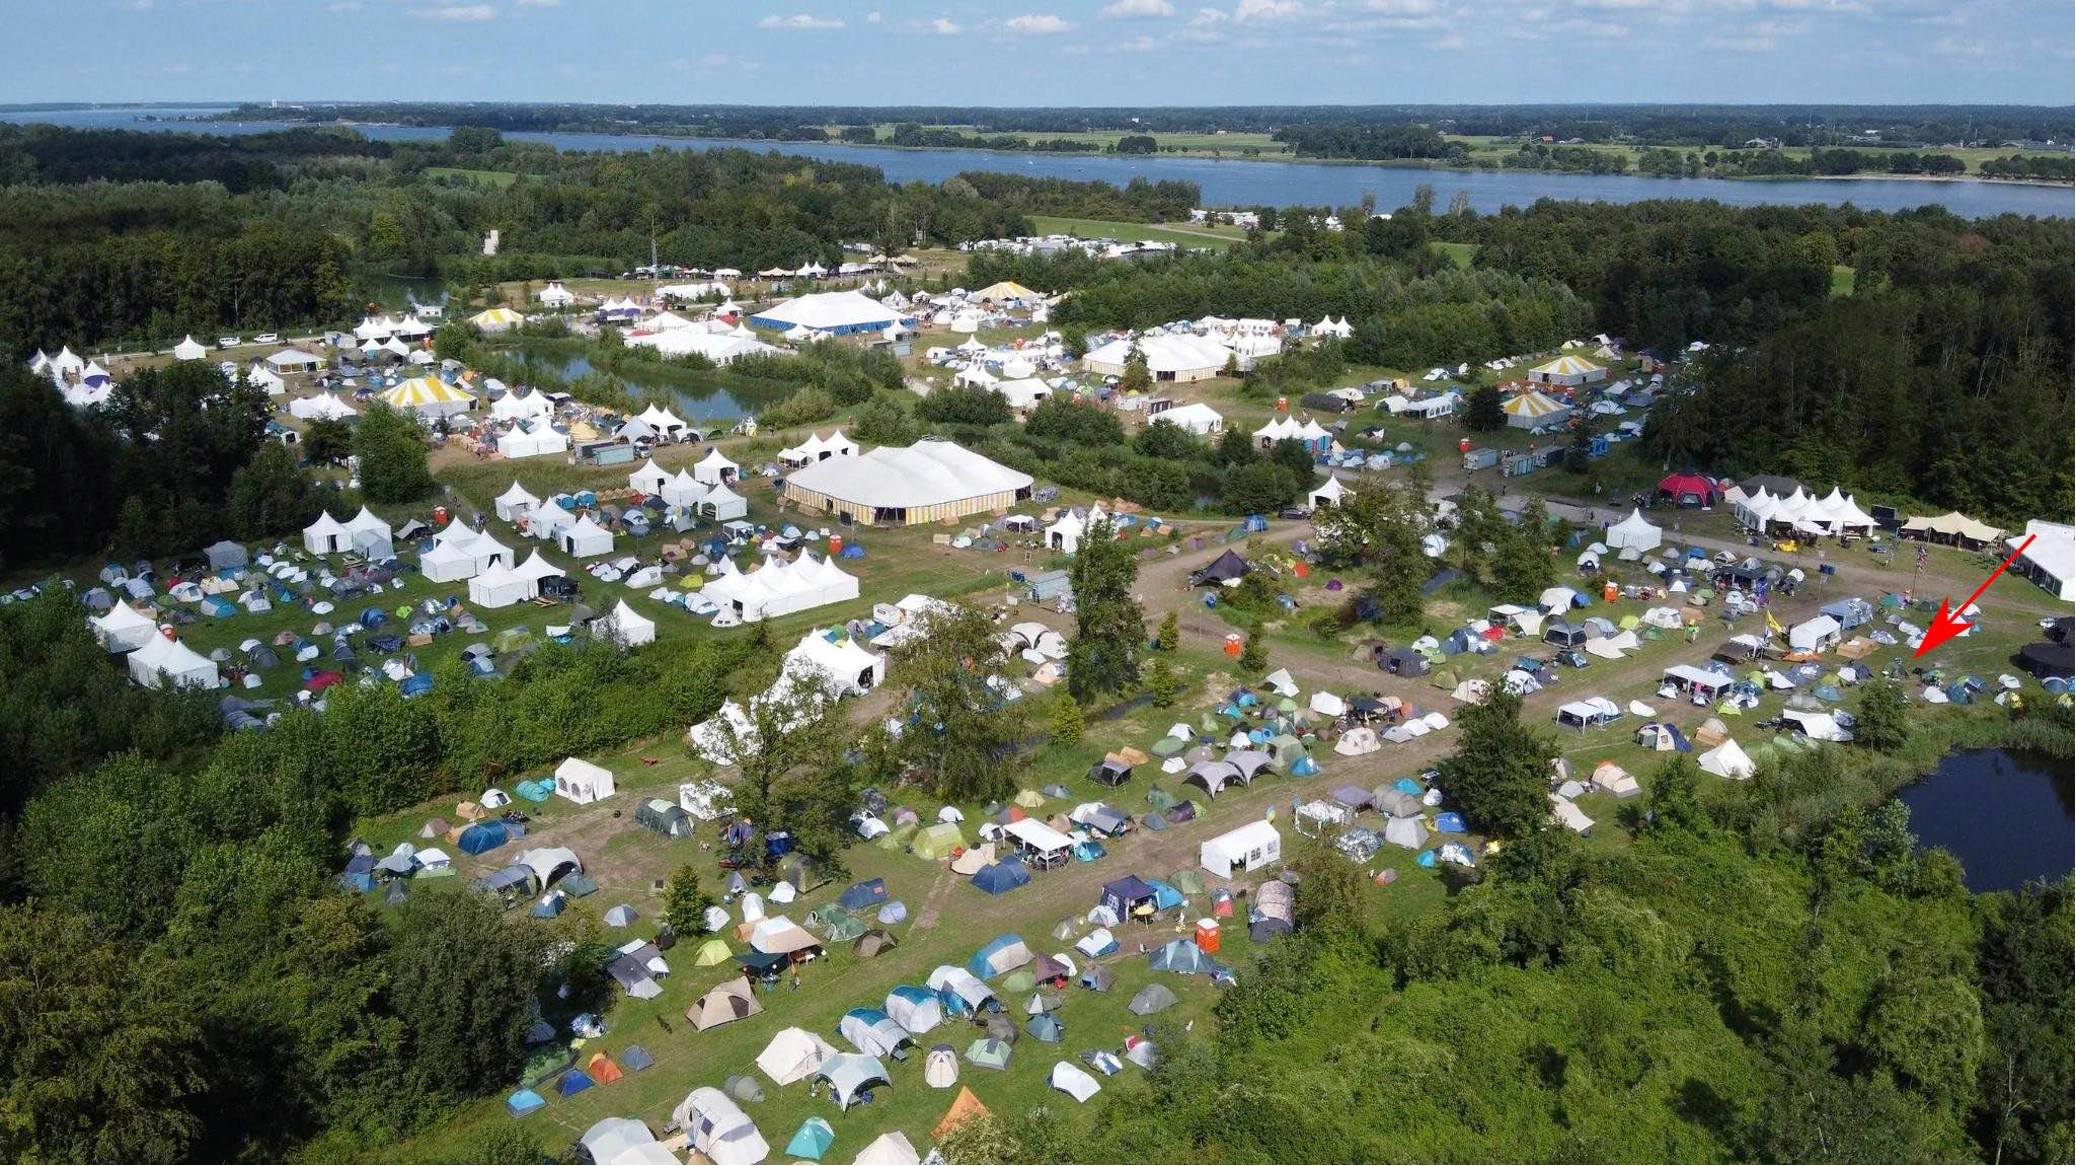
8, 0, 2070, 107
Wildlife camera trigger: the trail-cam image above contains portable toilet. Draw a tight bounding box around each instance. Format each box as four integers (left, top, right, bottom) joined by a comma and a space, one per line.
1193, 918, 1220, 956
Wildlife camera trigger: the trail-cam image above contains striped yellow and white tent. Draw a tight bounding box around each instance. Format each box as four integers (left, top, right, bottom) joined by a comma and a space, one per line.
469, 307, 524, 333
382, 376, 475, 418
1528, 354, 1605, 385
973, 280, 1042, 304
1501, 389, 1570, 429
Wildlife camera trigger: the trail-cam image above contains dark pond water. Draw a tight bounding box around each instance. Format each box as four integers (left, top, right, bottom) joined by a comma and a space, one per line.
1898, 749, 2073, 893
5, 106, 2071, 219
533, 353, 747, 425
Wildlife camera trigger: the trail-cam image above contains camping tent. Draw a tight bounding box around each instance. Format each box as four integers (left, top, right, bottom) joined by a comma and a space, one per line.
1698, 738, 1755, 779
1049, 1061, 1102, 1103
554, 758, 616, 805
813, 1052, 890, 1111
688, 977, 763, 1031
671, 1087, 769, 1166
91, 600, 159, 653
1199, 821, 1280, 878
757, 1028, 836, 1085
1128, 983, 1178, 1016
1605, 508, 1663, 552
853, 1131, 921, 1166
968, 935, 1033, 979
597, 600, 657, 648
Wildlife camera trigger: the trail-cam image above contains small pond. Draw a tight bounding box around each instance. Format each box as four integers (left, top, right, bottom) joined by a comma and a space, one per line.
529, 353, 749, 425
1898, 749, 2073, 893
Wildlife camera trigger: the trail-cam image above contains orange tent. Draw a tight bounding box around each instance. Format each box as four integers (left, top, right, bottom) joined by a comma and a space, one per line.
586, 1053, 624, 1085
933, 1086, 991, 1142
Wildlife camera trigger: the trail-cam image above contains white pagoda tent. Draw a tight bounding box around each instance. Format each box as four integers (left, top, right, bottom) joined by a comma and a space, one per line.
302, 511, 350, 555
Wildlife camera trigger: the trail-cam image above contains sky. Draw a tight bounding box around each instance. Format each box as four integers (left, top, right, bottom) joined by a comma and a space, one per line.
6, 0, 2071, 108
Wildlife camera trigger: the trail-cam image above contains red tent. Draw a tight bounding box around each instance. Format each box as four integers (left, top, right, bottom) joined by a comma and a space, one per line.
1656, 473, 1716, 508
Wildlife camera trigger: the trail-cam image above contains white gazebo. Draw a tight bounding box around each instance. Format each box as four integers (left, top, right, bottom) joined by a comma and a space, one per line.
693, 448, 739, 485
629, 458, 673, 496
1605, 508, 1663, 552
420, 540, 479, 583
598, 599, 658, 648
172, 335, 208, 362
495, 481, 541, 523
91, 600, 159, 653
560, 515, 615, 558
468, 562, 530, 609
1310, 475, 1350, 509
302, 511, 349, 555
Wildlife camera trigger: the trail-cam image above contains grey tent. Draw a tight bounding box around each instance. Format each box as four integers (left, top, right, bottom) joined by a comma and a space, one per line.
604, 904, 639, 927
1189, 549, 1251, 588
1250, 880, 1296, 941
1078, 965, 1115, 992
965, 1038, 1013, 1071
724, 1074, 766, 1104
204, 540, 248, 570
1128, 983, 1178, 1016
1026, 1013, 1064, 1043
814, 1053, 890, 1111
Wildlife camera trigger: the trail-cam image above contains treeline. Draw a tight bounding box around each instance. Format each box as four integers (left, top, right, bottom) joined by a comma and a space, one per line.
949, 172, 1198, 223
1980, 153, 2075, 181
882, 123, 1098, 153
1504, 143, 1632, 174
227, 102, 2076, 147
1272, 123, 1465, 161
0, 123, 391, 191
0, 588, 764, 1162
1716, 147, 1971, 177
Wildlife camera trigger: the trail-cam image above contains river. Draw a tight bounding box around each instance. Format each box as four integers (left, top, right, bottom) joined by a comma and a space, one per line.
6, 105, 2071, 219
1898, 749, 2073, 894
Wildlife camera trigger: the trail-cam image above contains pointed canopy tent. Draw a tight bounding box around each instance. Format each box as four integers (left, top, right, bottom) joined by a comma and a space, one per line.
127, 632, 221, 690
1605, 507, 1663, 552
598, 600, 657, 648
495, 481, 541, 522
629, 458, 672, 496
303, 510, 350, 556
172, 335, 208, 361
560, 515, 615, 559
91, 600, 159, 653
693, 447, 740, 485
382, 376, 475, 418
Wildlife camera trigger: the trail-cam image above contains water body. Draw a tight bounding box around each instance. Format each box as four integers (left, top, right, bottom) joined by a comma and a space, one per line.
5, 106, 2070, 219
536, 353, 747, 425
1898, 749, 2073, 893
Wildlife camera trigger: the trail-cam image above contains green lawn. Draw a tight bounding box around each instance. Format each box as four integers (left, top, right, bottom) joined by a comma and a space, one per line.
1830, 265, 1857, 297
1026, 216, 1245, 249
424, 167, 524, 188
1430, 241, 1478, 269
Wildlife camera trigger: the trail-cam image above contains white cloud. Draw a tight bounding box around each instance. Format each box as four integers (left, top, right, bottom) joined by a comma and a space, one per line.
925, 17, 963, 34
1005, 13, 1074, 33
1706, 33, 1778, 50
515, 0, 560, 7
1102, 0, 1177, 16
1188, 6, 1228, 24
421, 4, 495, 21
1233, 0, 1308, 22
327, 0, 362, 10
122, 0, 154, 10
866, 10, 882, 22
1428, 32, 1466, 47
757, 13, 845, 30
1362, 0, 1439, 13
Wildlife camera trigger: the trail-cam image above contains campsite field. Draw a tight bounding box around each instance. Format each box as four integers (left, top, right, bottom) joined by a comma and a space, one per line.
350, 453, 2070, 1162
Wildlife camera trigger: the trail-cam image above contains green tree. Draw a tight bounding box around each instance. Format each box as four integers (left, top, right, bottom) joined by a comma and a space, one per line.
0, 905, 207, 1162
1852, 677, 1912, 751
352, 403, 433, 504
1120, 350, 1151, 395
1145, 656, 1182, 707
1315, 478, 1429, 625
1239, 620, 1269, 674
1066, 518, 1144, 702
1464, 384, 1506, 432
226, 442, 321, 541
1049, 695, 1085, 747
662, 863, 713, 938
301, 418, 353, 466
893, 603, 1030, 802
1155, 611, 1179, 652
1434, 690, 1551, 838
384, 893, 549, 1102
1221, 462, 1297, 515
1640, 755, 1711, 835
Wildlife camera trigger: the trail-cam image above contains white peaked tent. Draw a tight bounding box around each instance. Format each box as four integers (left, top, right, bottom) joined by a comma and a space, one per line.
599, 600, 658, 648
757, 1028, 837, 1086
302, 511, 350, 555
1310, 475, 1350, 509
1605, 508, 1663, 552
629, 458, 672, 496
245, 363, 286, 395
1698, 738, 1755, 779
661, 469, 708, 508
560, 515, 615, 558
489, 389, 554, 423
420, 540, 479, 583
172, 335, 207, 361
468, 562, 530, 609
495, 481, 540, 523
512, 550, 563, 596
128, 632, 219, 690
694, 448, 739, 485
91, 600, 159, 653
700, 482, 749, 522
780, 629, 885, 696
345, 506, 393, 559
854, 1131, 921, 1165
497, 422, 567, 460
288, 394, 356, 422
636, 402, 688, 440
464, 529, 514, 572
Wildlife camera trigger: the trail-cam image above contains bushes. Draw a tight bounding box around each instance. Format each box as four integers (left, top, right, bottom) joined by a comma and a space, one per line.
916, 385, 1012, 426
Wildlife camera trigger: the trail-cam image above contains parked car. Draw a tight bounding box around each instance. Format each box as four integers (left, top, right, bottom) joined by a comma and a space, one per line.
253, 332, 280, 345
217, 335, 241, 349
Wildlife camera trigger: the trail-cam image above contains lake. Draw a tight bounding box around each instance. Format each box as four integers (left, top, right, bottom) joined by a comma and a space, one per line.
1898, 749, 2074, 893
535, 353, 748, 426
5, 106, 2071, 219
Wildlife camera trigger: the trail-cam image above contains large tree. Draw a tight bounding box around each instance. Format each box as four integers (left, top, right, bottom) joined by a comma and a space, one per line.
1314, 478, 1429, 626
893, 603, 1030, 802
353, 403, 433, 504
1434, 690, 1552, 839
1065, 517, 1145, 702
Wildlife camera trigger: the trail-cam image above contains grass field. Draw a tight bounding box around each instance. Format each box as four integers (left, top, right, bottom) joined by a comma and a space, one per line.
1431, 241, 1478, 269
1026, 215, 1247, 249
424, 166, 525, 188
1831, 265, 1858, 297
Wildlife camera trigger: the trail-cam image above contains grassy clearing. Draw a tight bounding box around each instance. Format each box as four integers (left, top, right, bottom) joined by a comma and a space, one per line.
1431, 241, 1478, 269
1830, 265, 1857, 297
1026, 216, 1246, 249
424, 167, 524, 188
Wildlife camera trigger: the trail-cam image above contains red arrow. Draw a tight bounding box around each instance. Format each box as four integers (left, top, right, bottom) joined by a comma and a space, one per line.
1914, 534, 2034, 658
